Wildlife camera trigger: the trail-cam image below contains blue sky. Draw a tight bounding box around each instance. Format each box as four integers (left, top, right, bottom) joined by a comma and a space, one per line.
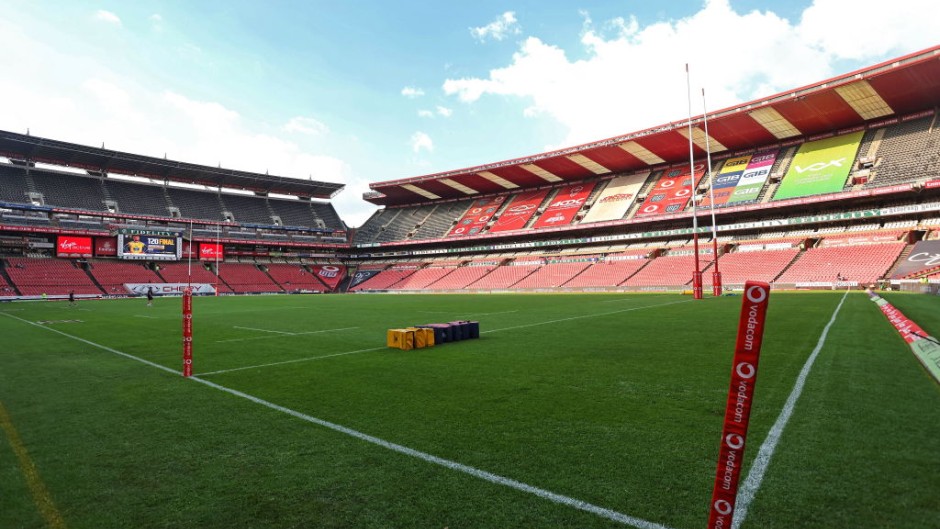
0, 1, 937, 226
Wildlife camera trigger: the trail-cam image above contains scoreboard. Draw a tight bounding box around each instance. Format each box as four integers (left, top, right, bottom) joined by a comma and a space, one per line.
117, 229, 182, 261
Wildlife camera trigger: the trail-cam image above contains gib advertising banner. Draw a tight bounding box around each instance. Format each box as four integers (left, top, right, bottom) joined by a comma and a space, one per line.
635, 163, 705, 218
57, 236, 93, 257
531, 182, 596, 229
447, 196, 506, 237
488, 188, 550, 233
311, 264, 345, 290
727, 151, 778, 204
701, 155, 750, 208
199, 242, 224, 261
774, 131, 864, 200
891, 240, 940, 278
581, 172, 648, 223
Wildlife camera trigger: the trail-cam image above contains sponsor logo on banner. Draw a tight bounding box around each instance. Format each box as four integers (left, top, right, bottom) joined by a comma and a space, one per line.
199, 243, 223, 260
507, 203, 536, 213
350, 269, 380, 287
707, 281, 770, 529
57, 236, 93, 256
312, 264, 345, 288
125, 283, 216, 295
925, 179, 940, 189
489, 188, 551, 232
599, 193, 634, 203
775, 131, 863, 200
447, 195, 505, 237
94, 237, 118, 256
532, 182, 596, 229
891, 240, 940, 278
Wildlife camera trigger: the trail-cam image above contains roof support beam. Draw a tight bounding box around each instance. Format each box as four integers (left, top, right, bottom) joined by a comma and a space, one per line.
477, 171, 519, 189
520, 163, 563, 182
617, 141, 665, 165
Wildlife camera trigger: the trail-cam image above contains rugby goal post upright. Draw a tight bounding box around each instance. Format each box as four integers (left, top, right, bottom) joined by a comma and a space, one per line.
182, 287, 193, 377
686, 63, 703, 299
707, 281, 771, 529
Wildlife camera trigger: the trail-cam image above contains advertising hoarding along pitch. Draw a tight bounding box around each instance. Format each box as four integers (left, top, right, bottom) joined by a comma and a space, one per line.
774, 131, 864, 200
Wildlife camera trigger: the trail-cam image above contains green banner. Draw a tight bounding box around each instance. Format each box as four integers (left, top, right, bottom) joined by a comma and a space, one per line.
774, 131, 864, 200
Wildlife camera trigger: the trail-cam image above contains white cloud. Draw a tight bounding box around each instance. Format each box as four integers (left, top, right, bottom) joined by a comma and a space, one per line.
94, 10, 121, 26
471, 11, 521, 42
417, 109, 434, 118
445, 0, 940, 147
150, 13, 163, 31
410, 131, 433, 153
401, 86, 425, 98
418, 106, 453, 119
435, 106, 453, 118
284, 116, 329, 135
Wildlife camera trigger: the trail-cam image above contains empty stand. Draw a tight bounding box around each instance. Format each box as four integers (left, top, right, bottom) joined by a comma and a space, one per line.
467, 264, 540, 289
868, 115, 939, 188
269, 198, 320, 228
165, 187, 224, 221
564, 259, 649, 288
349, 267, 418, 291
219, 194, 275, 225
776, 242, 905, 285
4, 257, 102, 296
425, 265, 496, 290
30, 170, 107, 211
88, 260, 163, 295
156, 262, 232, 293
623, 253, 703, 288
0, 165, 30, 204
412, 199, 474, 239
216, 262, 282, 293
265, 263, 326, 292
512, 261, 591, 289
704, 248, 799, 286
387, 266, 456, 290
103, 179, 171, 217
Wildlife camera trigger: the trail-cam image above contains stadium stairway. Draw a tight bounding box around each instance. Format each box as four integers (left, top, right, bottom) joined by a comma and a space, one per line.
0, 260, 22, 296
81, 262, 108, 294
885, 243, 916, 278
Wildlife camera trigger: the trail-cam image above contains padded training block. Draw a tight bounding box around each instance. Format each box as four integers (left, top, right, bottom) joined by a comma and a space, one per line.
448, 322, 465, 341
421, 324, 451, 343
386, 329, 414, 350
464, 321, 480, 339
405, 327, 434, 348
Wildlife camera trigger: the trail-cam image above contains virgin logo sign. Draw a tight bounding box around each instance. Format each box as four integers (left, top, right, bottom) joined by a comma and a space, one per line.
57, 236, 92, 255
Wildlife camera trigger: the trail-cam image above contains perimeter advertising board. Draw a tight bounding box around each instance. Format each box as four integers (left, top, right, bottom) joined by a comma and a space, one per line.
774, 131, 864, 200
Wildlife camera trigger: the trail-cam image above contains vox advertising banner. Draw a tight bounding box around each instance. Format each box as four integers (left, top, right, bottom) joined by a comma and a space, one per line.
489, 189, 550, 233
890, 240, 940, 278
581, 172, 648, 223
635, 163, 705, 218
199, 242, 224, 261
774, 131, 864, 200
57, 236, 93, 257
447, 196, 507, 237
727, 151, 778, 205
531, 182, 596, 229
708, 282, 771, 529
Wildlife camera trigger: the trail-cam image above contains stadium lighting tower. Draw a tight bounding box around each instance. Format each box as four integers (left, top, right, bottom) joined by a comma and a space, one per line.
686, 64, 703, 299
702, 88, 721, 296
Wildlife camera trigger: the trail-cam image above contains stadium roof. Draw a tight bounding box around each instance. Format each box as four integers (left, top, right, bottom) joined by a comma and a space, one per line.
366, 45, 940, 206
0, 130, 344, 200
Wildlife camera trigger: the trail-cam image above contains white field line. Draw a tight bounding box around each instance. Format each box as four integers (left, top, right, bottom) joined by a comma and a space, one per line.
0, 311, 675, 529
482, 299, 693, 334
134, 315, 158, 319
215, 326, 359, 343
233, 325, 294, 335
197, 346, 386, 376
731, 291, 849, 529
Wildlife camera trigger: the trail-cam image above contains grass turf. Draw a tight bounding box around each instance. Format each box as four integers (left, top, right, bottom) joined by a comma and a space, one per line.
0, 291, 938, 528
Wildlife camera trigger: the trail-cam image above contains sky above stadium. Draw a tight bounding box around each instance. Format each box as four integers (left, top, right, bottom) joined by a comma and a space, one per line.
1, 0, 937, 227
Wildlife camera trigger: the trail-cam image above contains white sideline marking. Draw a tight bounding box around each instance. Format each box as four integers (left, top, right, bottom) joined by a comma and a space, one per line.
0, 311, 675, 529
215, 326, 359, 343
482, 299, 692, 334
134, 315, 158, 319
730, 291, 849, 529
197, 346, 386, 376
234, 325, 293, 335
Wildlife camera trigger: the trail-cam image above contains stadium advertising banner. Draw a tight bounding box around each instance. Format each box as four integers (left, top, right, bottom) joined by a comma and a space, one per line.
311, 264, 345, 289
57, 235, 93, 257
580, 172, 649, 223
727, 151, 778, 204
488, 188, 550, 233
531, 182, 597, 229
774, 131, 864, 200
447, 196, 507, 237
635, 163, 706, 218
199, 242, 224, 261
94, 236, 118, 256
118, 233, 182, 261
891, 240, 940, 278
349, 269, 380, 288
124, 283, 216, 296
701, 155, 750, 208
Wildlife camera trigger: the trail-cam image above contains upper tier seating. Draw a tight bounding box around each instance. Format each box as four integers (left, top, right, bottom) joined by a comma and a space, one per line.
216, 262, 282, 293
705, 248, 800, 286
311, 202, 345, 231
155, 262, 233, 293
563, 259, 649, 288
0, 165, 30, 204
775, 242, 905, 284
103, 180, 171, 217
219, 194, 275, 225
4, 257, 102, 296
868, 116, 939, 188
269, 199, 320, 228
31, 170, 107, 211
412, 200, 474, 239
375, 205, 437, 243
265, 263, 326, 292
165, 187, 224, 221
512, 262, 591, 289
88, 260, 163, 295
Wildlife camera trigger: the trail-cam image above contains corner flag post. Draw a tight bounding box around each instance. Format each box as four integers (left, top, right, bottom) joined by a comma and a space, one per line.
707, 281, 771, 529
182, 287, 193, 377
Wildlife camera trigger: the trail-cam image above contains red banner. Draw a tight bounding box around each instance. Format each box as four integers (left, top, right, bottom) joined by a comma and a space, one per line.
182, 288, 193, 377
94, 236, 118, 256
56, 235, 93, 257
489, 188, 550, 233
708, 281, 771, 529
925, 179, 940, 189
635, 163, 705, 218
311, 264, 345, 290
447, 196, 507, 237
199, 242, 224, 261
531, 182, 596, 229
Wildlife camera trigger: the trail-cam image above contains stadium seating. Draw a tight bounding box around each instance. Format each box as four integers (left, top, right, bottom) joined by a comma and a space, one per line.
467, 264, 541, 289
155, 262, 232, 293
4, 257, 103, 296
424, 265, 497, 290
412, 200, 474, 239
623, 253, 705, 288
564, 259, 649, 288
103, 179, 171, 217
88, 260, 163, 295
349, 267, 418, 291
215, 262, 282, 293
219, 194, 276, 225
0, 164, 31, 204
265, 263, 326, 292
165, 187, 225, 221
704, 248, 800, 286
386, 266, 457, 290
512, 261, 592, 289
775, 242, 906, 285
867, 116, 938, 188
31, 170, 107, 211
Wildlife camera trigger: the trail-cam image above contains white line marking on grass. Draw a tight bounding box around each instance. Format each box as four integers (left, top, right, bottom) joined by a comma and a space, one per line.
730, 291, 849, 529
197, 346, 387, 376
234, 325, 294, 335
134, 315, 158, 319
482, 299, 693, 334
214, 326, 359, 344
0, 311, 677, 529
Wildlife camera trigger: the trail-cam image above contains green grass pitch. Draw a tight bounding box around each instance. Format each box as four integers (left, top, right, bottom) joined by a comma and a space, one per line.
1, 291, 938, 529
